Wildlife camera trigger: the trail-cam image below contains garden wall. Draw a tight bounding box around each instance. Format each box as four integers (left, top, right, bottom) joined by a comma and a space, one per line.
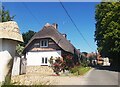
26, 66, 54, 75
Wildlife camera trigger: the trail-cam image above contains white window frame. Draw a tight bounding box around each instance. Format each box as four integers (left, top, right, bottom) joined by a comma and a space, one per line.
41, 57, 48, 65
40, 39, 48, 47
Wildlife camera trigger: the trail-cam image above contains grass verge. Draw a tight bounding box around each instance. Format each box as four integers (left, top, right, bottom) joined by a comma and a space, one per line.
70, 66, 91, 76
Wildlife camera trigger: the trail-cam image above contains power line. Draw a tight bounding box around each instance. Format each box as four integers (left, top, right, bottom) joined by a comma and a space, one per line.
22, 2, 41, 25
22, 2, 94, 51
59, 0, 94, 50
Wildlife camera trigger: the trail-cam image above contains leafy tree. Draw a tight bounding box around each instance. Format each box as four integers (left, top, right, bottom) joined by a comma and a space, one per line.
21, 30, 36, 46
95, 2, 120, 67
82, 52, 88, 57
16, 44, 24, 56
0, 6, 15, 22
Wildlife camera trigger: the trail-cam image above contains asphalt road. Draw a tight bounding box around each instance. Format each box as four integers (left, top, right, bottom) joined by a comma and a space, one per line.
82, 67, 119, 85
54, 66, 119, 85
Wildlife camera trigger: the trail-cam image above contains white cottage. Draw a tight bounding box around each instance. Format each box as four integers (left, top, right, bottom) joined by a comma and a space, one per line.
23, 23, 80, 67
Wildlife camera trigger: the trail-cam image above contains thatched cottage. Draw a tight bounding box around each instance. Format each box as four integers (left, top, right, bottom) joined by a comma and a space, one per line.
23, 23, 80, 67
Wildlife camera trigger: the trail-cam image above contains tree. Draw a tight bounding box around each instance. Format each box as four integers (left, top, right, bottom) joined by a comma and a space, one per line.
95, 2, 120, 67
0, 6, 15, 22
21, 30, 36, 46
16, 44, 24, 56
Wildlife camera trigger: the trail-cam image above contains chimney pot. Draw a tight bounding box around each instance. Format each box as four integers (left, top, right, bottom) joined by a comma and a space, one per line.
52, 23, 58, 29
62, 34, 67, 39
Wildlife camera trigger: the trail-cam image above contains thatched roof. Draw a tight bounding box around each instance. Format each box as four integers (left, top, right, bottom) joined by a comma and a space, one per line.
0, 21, 23, 42
24, 23, 80, 55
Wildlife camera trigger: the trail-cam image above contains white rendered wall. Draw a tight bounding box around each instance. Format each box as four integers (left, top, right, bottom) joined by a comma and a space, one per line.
103, 57, 110, 66
0, 39, 18, 83
0, 51, 12, 82
2, 39, 17, 57
26, 51, 61, 66
12, 57, 20, 76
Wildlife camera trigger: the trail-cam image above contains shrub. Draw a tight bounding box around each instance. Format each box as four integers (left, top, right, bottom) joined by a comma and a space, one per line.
49, 57, 64, 75
49, 55, 74, 75
63, 54, 74, 69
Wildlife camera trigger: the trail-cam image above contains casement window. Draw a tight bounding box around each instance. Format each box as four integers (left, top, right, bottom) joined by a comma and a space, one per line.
42, 57, 48, 65
40, 39, 48, 47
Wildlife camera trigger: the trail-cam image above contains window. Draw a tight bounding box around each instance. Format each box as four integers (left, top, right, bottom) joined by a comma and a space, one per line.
41, 57, 48, 65
40, 40, 48, 47
42, 57, 44, 63
45, 57, 47, 63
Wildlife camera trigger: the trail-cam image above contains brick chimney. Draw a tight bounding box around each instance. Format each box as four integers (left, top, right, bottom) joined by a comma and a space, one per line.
52, 23, 58, 29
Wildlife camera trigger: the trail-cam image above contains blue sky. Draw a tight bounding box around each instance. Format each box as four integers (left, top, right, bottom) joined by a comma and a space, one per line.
3, 2, 99, 53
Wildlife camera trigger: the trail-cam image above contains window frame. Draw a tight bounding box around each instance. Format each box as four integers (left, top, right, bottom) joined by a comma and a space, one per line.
40, 39, 48, 47
41, 57, 48, 65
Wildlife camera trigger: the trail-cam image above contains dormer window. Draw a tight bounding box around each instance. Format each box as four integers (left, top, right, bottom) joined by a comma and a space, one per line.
40, 39, 48, 47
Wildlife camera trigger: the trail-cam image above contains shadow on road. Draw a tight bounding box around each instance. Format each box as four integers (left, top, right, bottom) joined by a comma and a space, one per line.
93, 66, 120, 72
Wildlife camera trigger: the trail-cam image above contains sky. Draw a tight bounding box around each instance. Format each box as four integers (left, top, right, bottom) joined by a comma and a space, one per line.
2, 2, 100, 53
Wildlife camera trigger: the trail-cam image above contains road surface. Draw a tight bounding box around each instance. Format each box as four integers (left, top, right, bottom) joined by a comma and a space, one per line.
56, 67, 119, 85
11, 66, 119, 85
82, 67, 118, 85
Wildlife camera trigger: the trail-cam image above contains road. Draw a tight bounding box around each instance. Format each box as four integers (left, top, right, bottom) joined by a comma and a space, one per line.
55, 67, 119, 85
82, 67, 118, 85
11, 66, 119, 85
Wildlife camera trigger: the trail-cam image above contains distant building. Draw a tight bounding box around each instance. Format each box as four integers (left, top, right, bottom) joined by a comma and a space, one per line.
97, 52, 103, 65
103, 57, 110, 66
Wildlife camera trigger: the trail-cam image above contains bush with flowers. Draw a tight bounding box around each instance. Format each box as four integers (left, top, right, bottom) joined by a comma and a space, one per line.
49, 54, 75, 75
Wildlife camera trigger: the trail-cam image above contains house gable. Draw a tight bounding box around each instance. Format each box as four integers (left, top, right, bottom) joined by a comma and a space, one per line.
26, 38, 62, 52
